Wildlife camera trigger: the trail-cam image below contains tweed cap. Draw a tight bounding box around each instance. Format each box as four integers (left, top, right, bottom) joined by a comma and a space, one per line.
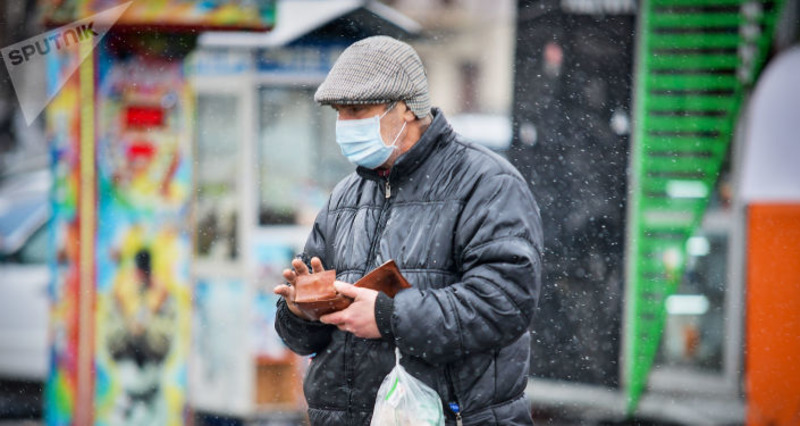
315, 36, 431, 118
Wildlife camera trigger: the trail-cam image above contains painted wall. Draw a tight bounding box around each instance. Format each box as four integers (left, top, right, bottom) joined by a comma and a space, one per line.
45, 39, 194, 425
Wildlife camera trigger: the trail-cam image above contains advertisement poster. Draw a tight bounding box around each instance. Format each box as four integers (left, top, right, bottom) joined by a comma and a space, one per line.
92, 48, 193, 425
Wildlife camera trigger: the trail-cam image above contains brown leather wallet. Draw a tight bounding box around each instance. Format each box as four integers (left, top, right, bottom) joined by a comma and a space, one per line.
292, 260, 411, 321
293, 270, 349, 320
354, 260, 411, 297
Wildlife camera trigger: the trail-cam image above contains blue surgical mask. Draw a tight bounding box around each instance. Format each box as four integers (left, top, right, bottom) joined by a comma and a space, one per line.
335, 104, 407, 169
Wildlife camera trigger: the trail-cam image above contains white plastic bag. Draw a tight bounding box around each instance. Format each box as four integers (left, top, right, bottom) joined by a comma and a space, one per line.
370, 348, 445, 426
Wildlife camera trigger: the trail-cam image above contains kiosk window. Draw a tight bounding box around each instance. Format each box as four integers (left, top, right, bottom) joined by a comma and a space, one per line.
195, 94, 240, 260
257, 87, 349, 226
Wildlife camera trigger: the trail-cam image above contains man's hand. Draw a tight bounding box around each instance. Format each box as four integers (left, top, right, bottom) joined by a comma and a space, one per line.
273, 257, 326, 321
320, 282, 381, 339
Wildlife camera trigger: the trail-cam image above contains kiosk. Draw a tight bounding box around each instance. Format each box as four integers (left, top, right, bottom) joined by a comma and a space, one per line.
40, 1, 274, 424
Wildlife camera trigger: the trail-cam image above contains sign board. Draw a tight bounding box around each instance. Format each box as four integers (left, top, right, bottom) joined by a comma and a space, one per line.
41, 0, 276, 31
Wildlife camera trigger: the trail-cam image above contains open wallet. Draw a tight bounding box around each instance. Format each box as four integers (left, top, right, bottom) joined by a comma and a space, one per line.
292, 260, 411, 321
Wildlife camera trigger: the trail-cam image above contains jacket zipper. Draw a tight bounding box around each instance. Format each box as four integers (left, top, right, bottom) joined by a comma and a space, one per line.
445, 365, 463, 426
347, 177, 392, 418
365, 176, 393, 266
448, 402, 463, 426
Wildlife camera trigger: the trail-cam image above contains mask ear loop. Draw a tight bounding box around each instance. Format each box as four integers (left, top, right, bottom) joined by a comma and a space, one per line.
380, 101, 398, 119
379, 101, 405, 149
388, 120, 407, 149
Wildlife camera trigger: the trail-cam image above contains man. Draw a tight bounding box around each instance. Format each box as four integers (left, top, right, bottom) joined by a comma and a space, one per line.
274, 36, 542, 425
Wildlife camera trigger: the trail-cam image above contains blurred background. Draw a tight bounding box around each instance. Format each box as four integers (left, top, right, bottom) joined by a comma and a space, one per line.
0, 0, 799, 425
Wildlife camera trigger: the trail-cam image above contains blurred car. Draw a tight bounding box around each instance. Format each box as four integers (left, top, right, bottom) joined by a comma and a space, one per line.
0, 169, 51, 381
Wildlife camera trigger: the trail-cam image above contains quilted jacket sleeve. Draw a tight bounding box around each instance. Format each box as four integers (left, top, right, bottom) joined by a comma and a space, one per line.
391, 172, 543, 365
274, 199, 336, 356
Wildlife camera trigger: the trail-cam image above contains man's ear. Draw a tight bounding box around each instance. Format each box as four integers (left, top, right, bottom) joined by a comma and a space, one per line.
400, 101, 416, 122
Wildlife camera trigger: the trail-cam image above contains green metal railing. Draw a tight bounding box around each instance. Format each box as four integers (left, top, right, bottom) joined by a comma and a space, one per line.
626, 0, 784, 414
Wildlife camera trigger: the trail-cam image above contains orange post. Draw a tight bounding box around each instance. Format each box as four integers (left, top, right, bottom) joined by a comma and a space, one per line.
746, 204, 800, 425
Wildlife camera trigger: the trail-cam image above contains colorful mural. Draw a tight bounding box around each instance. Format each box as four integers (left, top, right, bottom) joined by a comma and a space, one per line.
45, 39, 193, 424
40, 0, 278, 423
93, 46, 193, 425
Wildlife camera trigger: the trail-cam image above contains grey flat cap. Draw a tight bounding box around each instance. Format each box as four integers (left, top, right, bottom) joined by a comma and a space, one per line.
315, 36, 431, 119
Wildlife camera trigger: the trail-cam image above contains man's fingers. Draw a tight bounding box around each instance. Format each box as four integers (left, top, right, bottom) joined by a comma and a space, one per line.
319, 311, 342, 325
287, 257, 324, 279
275, 285, 313, 320
273, 284, 291, 298
282, 269, 296, 283
292, 258, 309, 275
310, 257, 325, 274
333, 281, 360, 299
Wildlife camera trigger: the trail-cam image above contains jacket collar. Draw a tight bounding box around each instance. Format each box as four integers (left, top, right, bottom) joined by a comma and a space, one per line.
357, 108, 450, 182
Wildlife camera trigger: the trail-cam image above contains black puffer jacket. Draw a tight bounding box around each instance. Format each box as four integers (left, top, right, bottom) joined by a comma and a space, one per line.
276, 109, 543, 425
